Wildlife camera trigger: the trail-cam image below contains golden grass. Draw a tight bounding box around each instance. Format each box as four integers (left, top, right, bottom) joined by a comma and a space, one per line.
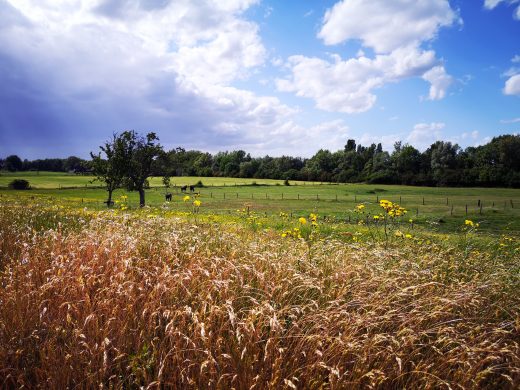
0, 201, 519, 389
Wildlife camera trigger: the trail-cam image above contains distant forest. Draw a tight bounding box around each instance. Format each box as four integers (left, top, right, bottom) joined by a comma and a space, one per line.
2, 134, 520, 188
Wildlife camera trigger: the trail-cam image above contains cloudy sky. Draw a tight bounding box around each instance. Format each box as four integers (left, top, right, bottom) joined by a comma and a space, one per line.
0, 0, 519, 159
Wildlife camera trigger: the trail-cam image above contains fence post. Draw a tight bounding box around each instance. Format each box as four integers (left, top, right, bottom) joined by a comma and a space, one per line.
224, 193, 225, 199
416, 208, 419, 216
465, 204, 468, 215
282, 193, 284, 200
422, 197, 425, 205
335, 194, 338, 201
210, 192, 213, 198
511, 200, 514, 209
316, 194, 319, 200
480, 203, 483, 215
446, 197, 449, 206
354, 195, 357, 203
298, 194, 300, 200
376, 195, 379, 202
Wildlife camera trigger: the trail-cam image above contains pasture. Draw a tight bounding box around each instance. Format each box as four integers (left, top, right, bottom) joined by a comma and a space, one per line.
1, 172, 519, 388
1, 172, 520, 234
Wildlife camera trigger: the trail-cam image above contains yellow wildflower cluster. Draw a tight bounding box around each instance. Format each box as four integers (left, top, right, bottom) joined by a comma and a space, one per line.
281, 227, 301, 239
309, 213, 318, 226
356, 204, 365, 212
379, 199, 407, 217
115, 194, 129, 211
465, 219, 479, 228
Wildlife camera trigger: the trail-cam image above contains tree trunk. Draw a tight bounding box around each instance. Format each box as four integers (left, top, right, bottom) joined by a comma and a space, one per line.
107, 189, 113, 208
139, 188, 145, 207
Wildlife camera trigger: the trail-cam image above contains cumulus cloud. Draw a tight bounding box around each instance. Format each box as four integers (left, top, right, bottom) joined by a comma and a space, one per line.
277, 47, 439, 113
407, 122, 445, 150
504, 74, 520, 95
318, 0, 457, 53
422, 66, 454, 100
277, 0, 456, 113
0, 0, 329, 157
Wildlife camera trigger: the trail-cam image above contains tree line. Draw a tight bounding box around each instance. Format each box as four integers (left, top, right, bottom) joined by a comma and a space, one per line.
2, 133, 520, 191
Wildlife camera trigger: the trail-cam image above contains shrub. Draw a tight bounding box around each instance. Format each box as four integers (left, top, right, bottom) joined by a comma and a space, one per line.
195, 180, 204, 188
284, 179, 290, 186
8, 179, 30, 190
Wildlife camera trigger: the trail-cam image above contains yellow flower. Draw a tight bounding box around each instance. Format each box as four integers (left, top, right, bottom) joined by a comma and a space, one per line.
299, 217, 307, 225
373, 215, 380, 220
405, 234, 413, 239
310, 213, 317, 222
193, 200, 201, 207
465, 219, 474, 227
356, 204, 365, 211
183, 195, 190, 202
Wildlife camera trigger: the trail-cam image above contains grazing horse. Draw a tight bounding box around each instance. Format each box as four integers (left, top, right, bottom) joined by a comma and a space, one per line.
189, 185, 195, 193
180, 185, 187, 193
165, 193, 172, 201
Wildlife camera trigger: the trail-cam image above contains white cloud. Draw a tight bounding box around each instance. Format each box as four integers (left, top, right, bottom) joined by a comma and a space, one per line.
277, 46, 441, 113
504, 74, 520, 95
407, 122, 445, 150
422, 65, 454, 100
318, 0, 457, 53
277, 0, 457, 113
484, 0, 520, 19
500, 117, 520, 123
2, 0, 337, 155
484, 0, 504, 8
359, 133, 402, 151
513, 55, 520, 63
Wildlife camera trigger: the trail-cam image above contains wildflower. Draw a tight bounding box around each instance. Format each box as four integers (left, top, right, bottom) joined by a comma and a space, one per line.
183, 195, 190, 202
373, 215, 380, 220
356, 204, 365, 211
193, 200, 201, 207
405, 234, 413, 239
465, 219, 474, 227
299, 217, 307, 225
310, 213, 317, 222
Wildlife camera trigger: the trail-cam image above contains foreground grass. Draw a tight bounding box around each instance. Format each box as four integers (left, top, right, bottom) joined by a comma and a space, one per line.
1, 198, 519, 388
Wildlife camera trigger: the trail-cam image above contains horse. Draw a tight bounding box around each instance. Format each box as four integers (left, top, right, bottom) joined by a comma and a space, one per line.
189, 185, 195, 192
180, 185, 187, 193
165, 193, 172, 201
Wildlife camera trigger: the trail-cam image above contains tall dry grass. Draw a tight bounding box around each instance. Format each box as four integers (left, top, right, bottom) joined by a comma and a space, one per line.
0, 201, 519, 388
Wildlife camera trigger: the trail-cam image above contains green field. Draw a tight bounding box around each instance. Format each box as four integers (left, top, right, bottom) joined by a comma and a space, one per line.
1, 172, 520, 234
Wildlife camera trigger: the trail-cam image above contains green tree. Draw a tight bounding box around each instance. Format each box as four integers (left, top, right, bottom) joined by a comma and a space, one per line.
90, 134, 126, 207
5, 155, 23, 171
118, 131, 163, 207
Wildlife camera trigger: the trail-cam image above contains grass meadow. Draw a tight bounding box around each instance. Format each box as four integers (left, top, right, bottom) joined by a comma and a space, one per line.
1, 172, 519, 388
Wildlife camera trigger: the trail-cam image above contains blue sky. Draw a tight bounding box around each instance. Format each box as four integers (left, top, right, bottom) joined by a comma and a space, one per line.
0, 0, 518, 159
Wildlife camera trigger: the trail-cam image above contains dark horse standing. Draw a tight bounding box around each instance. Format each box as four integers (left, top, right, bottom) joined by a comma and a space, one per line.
165, 193, 172, 201
180, 185, 187, 193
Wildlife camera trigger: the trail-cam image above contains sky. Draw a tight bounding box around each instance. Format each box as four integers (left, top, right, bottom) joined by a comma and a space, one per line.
0, 0, 519, 159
